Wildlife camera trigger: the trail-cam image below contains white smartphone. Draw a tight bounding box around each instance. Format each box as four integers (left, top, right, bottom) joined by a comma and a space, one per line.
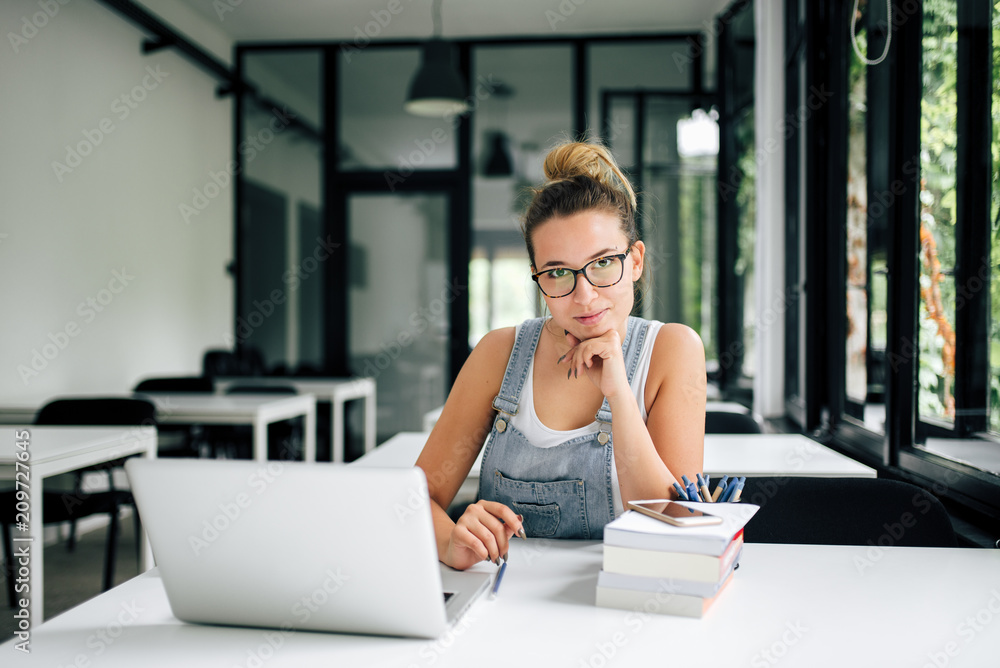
626, 499, 723, 527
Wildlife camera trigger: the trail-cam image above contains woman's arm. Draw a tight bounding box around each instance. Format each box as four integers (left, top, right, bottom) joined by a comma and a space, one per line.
415, 327, 524, 570
611, 323, 706, 503
561, 322, 705, 503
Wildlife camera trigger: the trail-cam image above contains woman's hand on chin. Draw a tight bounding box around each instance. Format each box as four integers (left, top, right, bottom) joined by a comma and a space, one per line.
557, 328, 630, 399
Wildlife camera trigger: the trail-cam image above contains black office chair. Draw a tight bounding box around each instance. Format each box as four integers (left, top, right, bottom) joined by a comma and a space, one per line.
740, 476, 957, 547
133, 376, 214, 457
202, 349, 243, 378
705, 410, 763, 434
134, 376, 213, 393
0, 397, 157, 606
241, 346, 267, 376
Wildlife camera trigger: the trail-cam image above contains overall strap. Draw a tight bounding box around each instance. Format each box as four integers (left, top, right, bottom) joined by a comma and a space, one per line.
594, 317, 651, 440
491, 317, 546, 418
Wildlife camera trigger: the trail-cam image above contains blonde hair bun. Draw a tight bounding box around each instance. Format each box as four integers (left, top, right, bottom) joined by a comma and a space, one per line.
542, 142, 637, 209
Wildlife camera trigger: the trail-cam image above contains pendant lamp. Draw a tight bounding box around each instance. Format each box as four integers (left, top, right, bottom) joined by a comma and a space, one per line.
405, 0, 469, 117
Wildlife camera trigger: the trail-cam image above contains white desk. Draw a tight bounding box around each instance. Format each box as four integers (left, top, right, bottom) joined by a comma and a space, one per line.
142, 394, 317, 463
4, 540, 998, 666
356, 432, 876, 503
0, 426, 157, 622
214, 377, 376, 462
701, 433, 876, 478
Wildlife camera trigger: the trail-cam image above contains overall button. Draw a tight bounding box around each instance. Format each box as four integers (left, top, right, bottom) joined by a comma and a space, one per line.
597, 431, 609, 445
496, 419, 507, 433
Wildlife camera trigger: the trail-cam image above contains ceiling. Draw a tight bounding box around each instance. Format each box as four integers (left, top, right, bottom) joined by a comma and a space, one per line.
174, 0, 737, 42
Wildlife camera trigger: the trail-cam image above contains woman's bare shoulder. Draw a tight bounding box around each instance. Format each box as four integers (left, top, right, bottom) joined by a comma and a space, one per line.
652, 322, 705, 360
454, 326, 517, 395
646, 322, 707, 403
475, 326, 516, 358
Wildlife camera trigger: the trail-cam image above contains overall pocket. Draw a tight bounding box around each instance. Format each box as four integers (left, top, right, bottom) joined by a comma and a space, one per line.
491, 470, 590, 539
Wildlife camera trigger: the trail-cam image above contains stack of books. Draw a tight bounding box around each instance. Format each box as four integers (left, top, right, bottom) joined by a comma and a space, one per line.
596, 501, 759, 618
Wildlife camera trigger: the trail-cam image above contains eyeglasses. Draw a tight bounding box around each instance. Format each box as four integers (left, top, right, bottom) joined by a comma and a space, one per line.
531, 249, 631, 298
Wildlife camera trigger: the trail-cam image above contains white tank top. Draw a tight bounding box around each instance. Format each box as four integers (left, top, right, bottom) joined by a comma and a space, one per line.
507, 320, 664, 516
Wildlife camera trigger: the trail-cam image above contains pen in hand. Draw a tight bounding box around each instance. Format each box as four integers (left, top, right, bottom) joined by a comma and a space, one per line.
489, 556, 507, 600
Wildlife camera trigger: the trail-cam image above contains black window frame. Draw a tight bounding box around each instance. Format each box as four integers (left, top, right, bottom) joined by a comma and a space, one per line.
790, 0, 1000, 526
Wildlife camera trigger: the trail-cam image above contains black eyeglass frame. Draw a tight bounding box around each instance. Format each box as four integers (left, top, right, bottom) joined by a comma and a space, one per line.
530, 248, 632, 298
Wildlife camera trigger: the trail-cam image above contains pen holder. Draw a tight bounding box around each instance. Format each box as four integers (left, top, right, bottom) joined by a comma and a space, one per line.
675, 474, 745, 503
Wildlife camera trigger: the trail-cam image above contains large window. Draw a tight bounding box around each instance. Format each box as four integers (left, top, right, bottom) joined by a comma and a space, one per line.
918, 0, 959, 426
843, 1, 890, 435
812, 0, 1000, 525
718, 0, 756, 397
990, 1, 1000, 436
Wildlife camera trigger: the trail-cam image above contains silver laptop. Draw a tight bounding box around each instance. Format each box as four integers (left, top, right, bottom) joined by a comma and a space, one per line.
125, 458, 491, 638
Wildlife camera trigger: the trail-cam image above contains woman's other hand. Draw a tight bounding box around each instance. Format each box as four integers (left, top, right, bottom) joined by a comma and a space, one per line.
442, 500, 525, 571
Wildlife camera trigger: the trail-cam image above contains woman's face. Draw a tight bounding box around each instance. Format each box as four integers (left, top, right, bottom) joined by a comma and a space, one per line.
530, 209, 644, 341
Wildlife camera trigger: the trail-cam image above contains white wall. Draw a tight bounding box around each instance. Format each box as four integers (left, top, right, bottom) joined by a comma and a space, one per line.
0, 0, 234, 405
753, 0, 786, 417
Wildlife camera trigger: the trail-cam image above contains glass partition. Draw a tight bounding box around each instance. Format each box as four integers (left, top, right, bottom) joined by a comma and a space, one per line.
606, 93, 718, 359
468, 44, 573, 346
238, 49, 324, 373
348, 193, 450, 439
339, 47, 457, 171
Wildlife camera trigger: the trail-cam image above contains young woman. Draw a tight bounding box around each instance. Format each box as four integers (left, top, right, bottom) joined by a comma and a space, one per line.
416, 141, 706, 571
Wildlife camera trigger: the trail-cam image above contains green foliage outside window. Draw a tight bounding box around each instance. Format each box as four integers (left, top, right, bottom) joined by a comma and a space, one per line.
920, 0, 1000, 433
919, 0, 959, 422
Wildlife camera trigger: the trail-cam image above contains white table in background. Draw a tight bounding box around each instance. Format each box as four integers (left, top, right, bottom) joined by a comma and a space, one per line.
142, 393, 316, 462
356, 432, 876, 503
423, 401, 762, 435
214, 377, 376, 462
0, 406, 37, 425
4, 540, 998, 666
0, 426, 157, 622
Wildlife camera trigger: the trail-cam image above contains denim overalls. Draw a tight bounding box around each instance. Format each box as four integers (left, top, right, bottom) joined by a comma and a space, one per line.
477, 316, 651, 539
